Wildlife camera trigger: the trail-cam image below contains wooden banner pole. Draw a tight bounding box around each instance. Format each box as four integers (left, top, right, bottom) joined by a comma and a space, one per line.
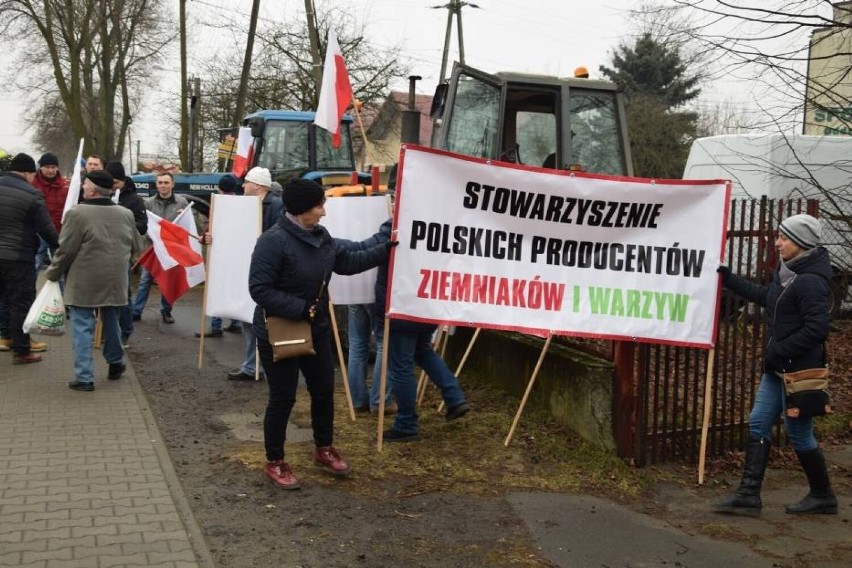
93, 309, 103, 349
376, 317, 391, 452
328, 298, 356, 421
438, 327, 481, 414
505, 333, 553, 447
197, 197, 216, 370
352, 101, 375, 169
698, 348, 716, 485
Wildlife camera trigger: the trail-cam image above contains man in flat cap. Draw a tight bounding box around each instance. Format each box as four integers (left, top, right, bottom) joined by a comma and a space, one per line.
0, 153, 59, 364
45, 170, 142, 391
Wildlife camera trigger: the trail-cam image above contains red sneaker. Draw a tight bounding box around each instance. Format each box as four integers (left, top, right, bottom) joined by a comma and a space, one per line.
314, 446, 351, 476
264, 460, 300, 490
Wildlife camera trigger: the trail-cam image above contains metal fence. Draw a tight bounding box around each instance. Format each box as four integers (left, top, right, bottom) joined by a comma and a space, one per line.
633, 198, 818, 465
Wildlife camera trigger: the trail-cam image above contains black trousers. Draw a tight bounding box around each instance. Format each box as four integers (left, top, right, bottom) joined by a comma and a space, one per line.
258, 328, 335, 462
0, 260, 36, 355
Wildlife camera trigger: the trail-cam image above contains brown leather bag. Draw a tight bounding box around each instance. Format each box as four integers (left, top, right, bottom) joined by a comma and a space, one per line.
266, 315, 314, 361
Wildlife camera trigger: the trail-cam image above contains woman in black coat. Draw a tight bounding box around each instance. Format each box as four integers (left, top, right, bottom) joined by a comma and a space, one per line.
713, 213, 837, 516
249, 179, 391, 489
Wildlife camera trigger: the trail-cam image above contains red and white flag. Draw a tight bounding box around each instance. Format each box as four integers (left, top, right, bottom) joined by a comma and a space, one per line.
232, 126, 254, 178
138, 206, 206, 304
314, 31, 353, 148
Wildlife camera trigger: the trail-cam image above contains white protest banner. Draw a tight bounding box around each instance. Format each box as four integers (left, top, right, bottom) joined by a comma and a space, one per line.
323, 195, 389, 305
204, 194, 261, 322
387, 146, 730, 348
61, 139, 84, 222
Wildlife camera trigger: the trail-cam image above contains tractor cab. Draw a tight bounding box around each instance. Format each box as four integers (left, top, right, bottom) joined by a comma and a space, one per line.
430, 62, 633, 176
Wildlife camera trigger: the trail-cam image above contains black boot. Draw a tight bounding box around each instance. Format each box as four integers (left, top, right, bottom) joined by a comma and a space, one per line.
713, 435, 771, 515
785, 448, 838, 515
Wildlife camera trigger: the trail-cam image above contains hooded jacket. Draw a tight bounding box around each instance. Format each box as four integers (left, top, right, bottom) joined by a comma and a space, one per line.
721, 247, 832, 373
117, 178, 148, 235
249, 215, 389, 341
0, 172, 59, 262
30, 170, 69, 231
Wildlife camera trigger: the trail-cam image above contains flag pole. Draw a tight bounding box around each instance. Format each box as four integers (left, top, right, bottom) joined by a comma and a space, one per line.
376, 316, 391, 452
328, 297, 356, 421
197, 197, 216, 370
352, 100, 375, 170
698, 348, 716, 485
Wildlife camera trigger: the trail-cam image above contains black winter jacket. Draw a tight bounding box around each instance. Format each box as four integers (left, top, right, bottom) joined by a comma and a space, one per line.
118, 179, 148, 235
261, 192, 285, 232
721, 247, 832, 373
0, 172, 59, 262
372, 219, 437, 335
249, 216, 390, 341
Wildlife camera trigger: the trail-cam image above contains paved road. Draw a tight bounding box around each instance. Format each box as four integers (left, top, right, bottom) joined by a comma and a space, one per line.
3, 297, 848, 567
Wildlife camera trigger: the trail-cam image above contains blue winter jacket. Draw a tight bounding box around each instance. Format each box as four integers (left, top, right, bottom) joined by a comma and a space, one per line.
249, 216, 389, 341
721, 247, 832, 373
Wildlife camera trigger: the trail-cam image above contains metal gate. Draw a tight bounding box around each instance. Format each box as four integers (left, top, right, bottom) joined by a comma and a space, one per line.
633, 198, 818, 465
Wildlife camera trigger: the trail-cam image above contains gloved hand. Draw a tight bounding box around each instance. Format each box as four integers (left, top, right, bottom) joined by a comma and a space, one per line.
385, 240, 399, 251
717, 264, 732, 284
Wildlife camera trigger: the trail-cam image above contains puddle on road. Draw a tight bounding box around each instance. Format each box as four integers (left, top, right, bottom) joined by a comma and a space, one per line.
219, 412, 313, 443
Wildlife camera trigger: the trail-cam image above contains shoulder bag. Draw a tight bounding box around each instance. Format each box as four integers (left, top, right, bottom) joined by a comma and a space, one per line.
265, 277, 326, 362
783, 345, 831, 418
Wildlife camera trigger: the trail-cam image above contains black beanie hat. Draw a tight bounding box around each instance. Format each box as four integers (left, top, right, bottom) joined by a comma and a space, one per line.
284, 178, 326, 215
105, 161, 127, 182
218, 174, 237, 194
10, 153, 36, 173
38, 152, 59, 167
85, 170, 115, 190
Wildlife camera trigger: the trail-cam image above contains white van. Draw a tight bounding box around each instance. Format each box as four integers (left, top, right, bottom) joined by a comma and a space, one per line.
683, 134, 851, 312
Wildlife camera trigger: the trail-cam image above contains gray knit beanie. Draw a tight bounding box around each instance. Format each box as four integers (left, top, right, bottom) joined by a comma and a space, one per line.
779, 214, 821, 250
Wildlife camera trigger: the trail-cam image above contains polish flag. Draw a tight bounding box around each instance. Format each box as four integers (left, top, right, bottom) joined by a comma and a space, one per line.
232, 127, 254, 178
314, 31, 353, 148
138, 206, 206, 304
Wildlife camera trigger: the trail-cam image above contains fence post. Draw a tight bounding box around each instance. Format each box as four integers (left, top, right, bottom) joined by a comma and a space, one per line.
612, 340, 636, 459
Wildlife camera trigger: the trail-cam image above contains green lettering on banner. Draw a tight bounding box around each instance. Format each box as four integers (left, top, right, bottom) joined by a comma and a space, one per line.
585, 286, 690, 322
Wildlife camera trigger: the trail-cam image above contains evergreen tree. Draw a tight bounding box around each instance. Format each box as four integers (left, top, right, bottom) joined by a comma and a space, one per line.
600, 33, 702, 178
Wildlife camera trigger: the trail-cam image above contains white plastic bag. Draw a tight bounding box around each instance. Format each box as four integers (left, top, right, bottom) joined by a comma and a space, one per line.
23, 280, 66, 336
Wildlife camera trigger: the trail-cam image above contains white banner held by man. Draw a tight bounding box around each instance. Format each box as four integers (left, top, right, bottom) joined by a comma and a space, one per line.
204, 194, 261, 322
387, 146, 730, 348
324, 195, 389, 305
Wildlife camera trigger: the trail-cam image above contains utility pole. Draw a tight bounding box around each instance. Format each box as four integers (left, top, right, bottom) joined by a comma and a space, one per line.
304, 0, 323, 102
433, 0, 480, 83
179, 0, 189, 170
188, 77, 201, 172
233, 0, 262, 128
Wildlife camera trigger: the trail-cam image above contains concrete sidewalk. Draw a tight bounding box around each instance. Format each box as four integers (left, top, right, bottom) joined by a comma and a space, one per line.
0, 326, 215, 567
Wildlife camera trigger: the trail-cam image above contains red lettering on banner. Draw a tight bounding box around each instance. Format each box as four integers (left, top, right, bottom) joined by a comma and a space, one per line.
411, 269, 565, 311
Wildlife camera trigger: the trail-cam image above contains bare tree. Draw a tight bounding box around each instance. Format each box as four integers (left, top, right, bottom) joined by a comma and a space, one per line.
0, 0, 174, 159
171, 5, 409, 171
667, 1, 852, 303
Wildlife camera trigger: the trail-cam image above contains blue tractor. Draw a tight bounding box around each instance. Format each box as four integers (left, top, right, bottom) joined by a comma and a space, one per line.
130, 110, 370, 219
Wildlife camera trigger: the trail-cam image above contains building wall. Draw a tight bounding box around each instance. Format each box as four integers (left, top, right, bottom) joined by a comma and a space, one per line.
804, 2, 852, 135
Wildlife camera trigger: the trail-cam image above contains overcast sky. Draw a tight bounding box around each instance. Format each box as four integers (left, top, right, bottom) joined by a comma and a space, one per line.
0, 0, 820, 160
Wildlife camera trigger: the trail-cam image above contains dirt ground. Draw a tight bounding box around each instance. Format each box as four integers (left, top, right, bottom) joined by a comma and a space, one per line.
127, 289, 851, 568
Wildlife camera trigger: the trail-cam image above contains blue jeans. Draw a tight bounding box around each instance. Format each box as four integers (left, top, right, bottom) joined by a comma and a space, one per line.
371, 326, 393, 409
69, 306, 124, 384
239, 322, 262, 376
749, 372, 817, 451
387, 328, 466, 434
132, 268, 172, 316
35, 236, 52, 271
347, 305, 373, 408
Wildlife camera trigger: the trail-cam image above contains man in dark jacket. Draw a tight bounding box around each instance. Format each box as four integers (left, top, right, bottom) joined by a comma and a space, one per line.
106, 161, 148, 346
0, 153, 60, 364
